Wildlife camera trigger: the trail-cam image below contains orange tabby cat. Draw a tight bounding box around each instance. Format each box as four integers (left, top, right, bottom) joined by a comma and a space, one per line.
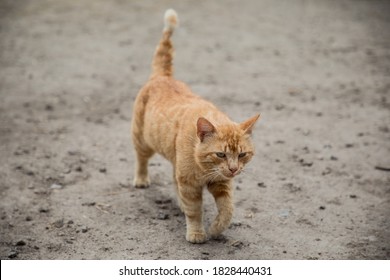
131, 9, 260, 243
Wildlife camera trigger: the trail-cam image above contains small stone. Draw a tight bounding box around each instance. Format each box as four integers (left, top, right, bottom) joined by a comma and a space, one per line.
229, 222, 243, 228
15, 240, 26, 246
8, 251, 18, 259
99, 167, 107, 173
257, 182, 266, 188
63, 168, 71, 174
26, 216, 33, 221
50, 183, 63, 189
81, 202, 96, 207
39, 207, 49, 213
279, 209, 290, 218
157, 212, 169, 220
322, 168, 332, 176
230, 240, 244, 249
79, 156, 87, 163
284, 183, 301, 193
330, 156, 338, 161
53, 219, 64, 228
345, 143, 354, 148
81, 226, 88, 233
75, 166, 83, 172
349, 194, 357, 199
154, 199, 171, 205
68, 150, 78, 156
319, 206, 326, 210
299, 159, 313, 167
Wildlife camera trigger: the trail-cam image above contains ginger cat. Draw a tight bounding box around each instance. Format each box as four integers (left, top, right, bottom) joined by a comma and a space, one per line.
131, 9, 260, 243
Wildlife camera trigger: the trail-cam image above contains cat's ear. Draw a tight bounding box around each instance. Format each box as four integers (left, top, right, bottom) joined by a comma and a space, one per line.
197, 117, 216, 142
239, 114, 260, 135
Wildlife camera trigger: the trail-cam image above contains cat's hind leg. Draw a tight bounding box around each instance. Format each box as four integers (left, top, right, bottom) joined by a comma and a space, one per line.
133, 147, 154, 188
207, 181, 234, 238
131, 130, 154, 188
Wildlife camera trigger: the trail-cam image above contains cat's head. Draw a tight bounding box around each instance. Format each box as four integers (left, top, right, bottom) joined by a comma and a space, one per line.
195, 114, 260, 181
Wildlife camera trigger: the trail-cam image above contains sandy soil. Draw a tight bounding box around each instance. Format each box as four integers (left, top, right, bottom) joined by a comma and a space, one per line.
1, 0, 389, 260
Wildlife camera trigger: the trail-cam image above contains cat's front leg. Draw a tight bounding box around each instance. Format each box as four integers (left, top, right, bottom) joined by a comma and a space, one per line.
177, 183, 207, 243
207, 181, 234, 238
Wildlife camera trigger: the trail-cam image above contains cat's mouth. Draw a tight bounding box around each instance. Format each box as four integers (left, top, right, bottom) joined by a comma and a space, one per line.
222, 169, 241, 179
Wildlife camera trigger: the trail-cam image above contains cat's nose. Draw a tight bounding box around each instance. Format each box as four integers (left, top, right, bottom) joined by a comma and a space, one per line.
229, 166, 238, 174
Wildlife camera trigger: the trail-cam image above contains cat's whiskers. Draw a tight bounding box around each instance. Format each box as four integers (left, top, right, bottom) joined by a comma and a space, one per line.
201, 168, 221, 182
239, 168, 261, 181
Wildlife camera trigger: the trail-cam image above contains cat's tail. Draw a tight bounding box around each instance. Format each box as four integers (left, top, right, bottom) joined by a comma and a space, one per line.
151, 9, 178, 78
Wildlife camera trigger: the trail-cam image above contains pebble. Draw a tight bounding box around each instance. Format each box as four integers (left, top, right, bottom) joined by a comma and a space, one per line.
39, 207, 49, 213
284, 183, 301, 193
50, 183, 63, 189
319, 206, 326, 210
279, 209, 290, 218
299, 159, 313, 167
53, 219, 64, 228
63, 168, 71, 174
257, 182, 266, 188
99, 167, 107, 173
82, 202, 96, 207
81, 226, 89, 233
322, 168, 332, 176
157, 212, 169, 220
154, 199, 171, 205
230, 240, 244, 249
8, 251, 18, 259
26, 216, 33, 221
15, 240, 26, 246
229, 222, 243, 228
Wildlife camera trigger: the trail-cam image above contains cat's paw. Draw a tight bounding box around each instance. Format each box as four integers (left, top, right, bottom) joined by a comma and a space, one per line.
186, 230, 207, 244
133, 177, 150, 189
208, 223, 227, 239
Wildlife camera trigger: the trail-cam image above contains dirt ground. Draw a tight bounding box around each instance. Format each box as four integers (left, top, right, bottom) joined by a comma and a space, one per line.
1, 0, 389, 260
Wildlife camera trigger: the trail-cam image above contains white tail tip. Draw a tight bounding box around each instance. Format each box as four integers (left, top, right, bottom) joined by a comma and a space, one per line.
164, 9, 178, 32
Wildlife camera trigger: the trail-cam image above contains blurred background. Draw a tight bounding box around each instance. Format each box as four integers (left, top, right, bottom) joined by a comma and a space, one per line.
0, 0, 389, 259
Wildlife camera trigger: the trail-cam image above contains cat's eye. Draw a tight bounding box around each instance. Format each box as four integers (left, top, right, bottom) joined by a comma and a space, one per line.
238, 152, 247, 158
216, 152, 226, 158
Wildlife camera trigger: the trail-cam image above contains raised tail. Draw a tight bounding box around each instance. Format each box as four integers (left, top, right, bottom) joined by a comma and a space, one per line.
151, 9, 178, 78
